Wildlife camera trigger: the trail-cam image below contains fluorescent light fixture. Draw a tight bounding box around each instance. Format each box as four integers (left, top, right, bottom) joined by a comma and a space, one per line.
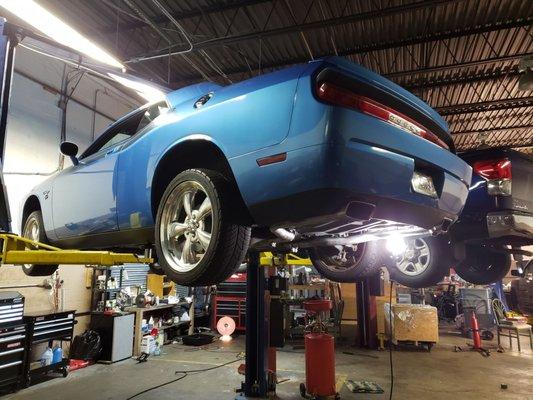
108, 73, 166, 103
0, 0, 124, 69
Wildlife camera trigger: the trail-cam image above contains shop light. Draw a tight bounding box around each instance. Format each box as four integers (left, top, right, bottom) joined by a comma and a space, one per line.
386, 235, 408, 256
108, 73, 166, 103
0, 0, 124, 69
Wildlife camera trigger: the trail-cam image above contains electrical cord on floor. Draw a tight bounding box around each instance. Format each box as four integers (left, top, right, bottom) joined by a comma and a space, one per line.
126, 355, 243, 400
389, 280, 395, 400
126, 373, 187, 400
174, 357, 243, 375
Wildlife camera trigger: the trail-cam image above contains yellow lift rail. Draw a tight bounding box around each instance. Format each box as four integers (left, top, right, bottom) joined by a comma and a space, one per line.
0, 233, 152, 266
260, 252, 313, 267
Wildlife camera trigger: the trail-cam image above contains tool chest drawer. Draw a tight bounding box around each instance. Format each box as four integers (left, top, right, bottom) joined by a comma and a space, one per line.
0, 324, 26, 387
0, 292, 24, 326
24, 311, 76, 344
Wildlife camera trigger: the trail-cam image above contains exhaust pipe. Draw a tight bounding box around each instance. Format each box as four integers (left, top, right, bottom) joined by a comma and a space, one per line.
271, 228, 296, 242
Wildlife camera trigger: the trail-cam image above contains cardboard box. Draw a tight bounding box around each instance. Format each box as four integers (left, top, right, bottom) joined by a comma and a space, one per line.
385, 303, 438, 344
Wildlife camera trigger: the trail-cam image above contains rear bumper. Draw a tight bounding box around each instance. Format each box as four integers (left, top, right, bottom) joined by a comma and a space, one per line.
487, 211, 533, 240
245, 140, 470, 233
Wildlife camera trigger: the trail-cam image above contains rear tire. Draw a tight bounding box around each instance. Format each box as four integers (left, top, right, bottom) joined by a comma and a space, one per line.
21, 210, 59, 276
455, 245, 511, 285
385, 236, 452, 288
155, 169, 251, 286
308, 240, 384, 282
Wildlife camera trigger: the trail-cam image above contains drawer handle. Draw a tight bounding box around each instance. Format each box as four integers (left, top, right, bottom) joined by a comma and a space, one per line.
0, 335, 25, 343
0, 360, 22, 370
0, 348, 23, 357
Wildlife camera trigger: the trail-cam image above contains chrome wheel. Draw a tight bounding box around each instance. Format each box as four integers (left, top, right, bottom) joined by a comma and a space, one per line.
396, 238, 430, 276
159, 181, 213, 273
23, 217, 40, 241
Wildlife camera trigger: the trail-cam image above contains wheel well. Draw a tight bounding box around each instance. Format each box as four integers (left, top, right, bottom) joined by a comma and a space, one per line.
151, 140, 253, 224
22, 195, 40, 228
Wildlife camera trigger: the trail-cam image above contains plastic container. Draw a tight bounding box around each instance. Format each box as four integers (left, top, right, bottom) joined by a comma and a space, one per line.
52, 346, 63, 364
41, 347, 53, 366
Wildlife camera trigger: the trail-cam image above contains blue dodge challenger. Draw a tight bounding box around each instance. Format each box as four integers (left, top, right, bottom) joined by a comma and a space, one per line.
21, 57, 472, 286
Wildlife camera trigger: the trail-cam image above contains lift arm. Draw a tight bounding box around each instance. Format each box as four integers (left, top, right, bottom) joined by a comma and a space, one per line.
0, 234, 152, 266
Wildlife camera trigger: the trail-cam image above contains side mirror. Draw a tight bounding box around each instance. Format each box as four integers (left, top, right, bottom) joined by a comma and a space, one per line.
60, 141, 79, 166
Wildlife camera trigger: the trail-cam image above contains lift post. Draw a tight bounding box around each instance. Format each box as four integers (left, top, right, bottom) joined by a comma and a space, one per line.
236, 251, 313, 399
237, 251, 270, 398
0, 18, 17, 232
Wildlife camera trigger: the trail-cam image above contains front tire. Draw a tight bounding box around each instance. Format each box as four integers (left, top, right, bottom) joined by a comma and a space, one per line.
385, 236, 452, 288
21, 210, 59, 276
155, 169, 251, 286
454, 245, 511, 285
308, 240, 384, 282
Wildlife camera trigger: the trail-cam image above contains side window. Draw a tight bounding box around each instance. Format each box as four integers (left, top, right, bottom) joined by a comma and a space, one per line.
98, 132, 134, 153
137, 101, 169, 133
81, 101, 169, 159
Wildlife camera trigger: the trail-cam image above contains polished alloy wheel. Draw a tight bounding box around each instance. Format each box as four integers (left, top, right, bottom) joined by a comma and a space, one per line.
395, 237, 430, 276
23, 217, 40, 242
22, 215, 40, 270
160, 181, 213, 273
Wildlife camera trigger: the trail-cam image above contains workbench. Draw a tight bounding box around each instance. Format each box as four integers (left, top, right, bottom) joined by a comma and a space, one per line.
126, 302, 193, 356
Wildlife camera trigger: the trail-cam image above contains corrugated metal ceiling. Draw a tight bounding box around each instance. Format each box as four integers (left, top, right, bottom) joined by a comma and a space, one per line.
6, 0, 533, 152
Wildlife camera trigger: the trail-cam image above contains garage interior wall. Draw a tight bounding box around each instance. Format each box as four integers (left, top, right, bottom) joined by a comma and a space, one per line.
0, 44, 141, 336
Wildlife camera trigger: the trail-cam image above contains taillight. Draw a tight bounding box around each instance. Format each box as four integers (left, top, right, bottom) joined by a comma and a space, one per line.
472, 158, 512, 196
316, 82, 449, 150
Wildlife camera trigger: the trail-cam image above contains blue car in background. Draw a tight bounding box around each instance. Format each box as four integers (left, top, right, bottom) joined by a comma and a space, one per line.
21, 56, 471, 286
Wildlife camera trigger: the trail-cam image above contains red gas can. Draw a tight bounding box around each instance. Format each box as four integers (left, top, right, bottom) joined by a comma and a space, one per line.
305, 332, 336, 397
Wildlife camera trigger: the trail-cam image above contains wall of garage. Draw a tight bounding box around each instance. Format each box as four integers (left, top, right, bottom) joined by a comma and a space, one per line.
0, 43, 142, 337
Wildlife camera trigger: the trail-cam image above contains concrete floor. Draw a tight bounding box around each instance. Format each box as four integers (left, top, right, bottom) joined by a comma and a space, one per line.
6, 331, 532, 400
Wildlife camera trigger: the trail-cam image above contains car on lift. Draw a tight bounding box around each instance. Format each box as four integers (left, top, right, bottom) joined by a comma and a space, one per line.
385, 148, 533, 287
20, 56, 471, 286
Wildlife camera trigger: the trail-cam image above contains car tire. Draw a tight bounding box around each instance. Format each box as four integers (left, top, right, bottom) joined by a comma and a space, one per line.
455, 245, 511, 285
308, 240, 384, 282
155, 169, 251, 286
21, 210, 59, 276
385, 236, 452, 288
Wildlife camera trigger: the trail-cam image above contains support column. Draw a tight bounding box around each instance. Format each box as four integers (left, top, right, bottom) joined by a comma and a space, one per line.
239, 251, 269, 398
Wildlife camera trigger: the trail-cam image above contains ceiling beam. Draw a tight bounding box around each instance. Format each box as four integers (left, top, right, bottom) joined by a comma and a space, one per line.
100, 0, 273, 35
166, 20, 531, 84
436, 97, 533, 116
452, 124, 532, 136
457, 140, 533, 151
127, 0, 463, 61
404, 68, 520, 90
386, 53, 530, 79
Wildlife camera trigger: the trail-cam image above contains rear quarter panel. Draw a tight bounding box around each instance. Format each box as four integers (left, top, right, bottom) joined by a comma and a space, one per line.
116, 65, 305, 230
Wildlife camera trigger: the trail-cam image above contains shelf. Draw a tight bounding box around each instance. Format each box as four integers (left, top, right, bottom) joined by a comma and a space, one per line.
144, 321, 190, 333
126, 302, 189, 313
289, 284, 326, 290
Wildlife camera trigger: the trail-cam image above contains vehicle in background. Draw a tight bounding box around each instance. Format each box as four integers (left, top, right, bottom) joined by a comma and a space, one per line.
386, 148, 533, 287
21, 57, 471, 286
